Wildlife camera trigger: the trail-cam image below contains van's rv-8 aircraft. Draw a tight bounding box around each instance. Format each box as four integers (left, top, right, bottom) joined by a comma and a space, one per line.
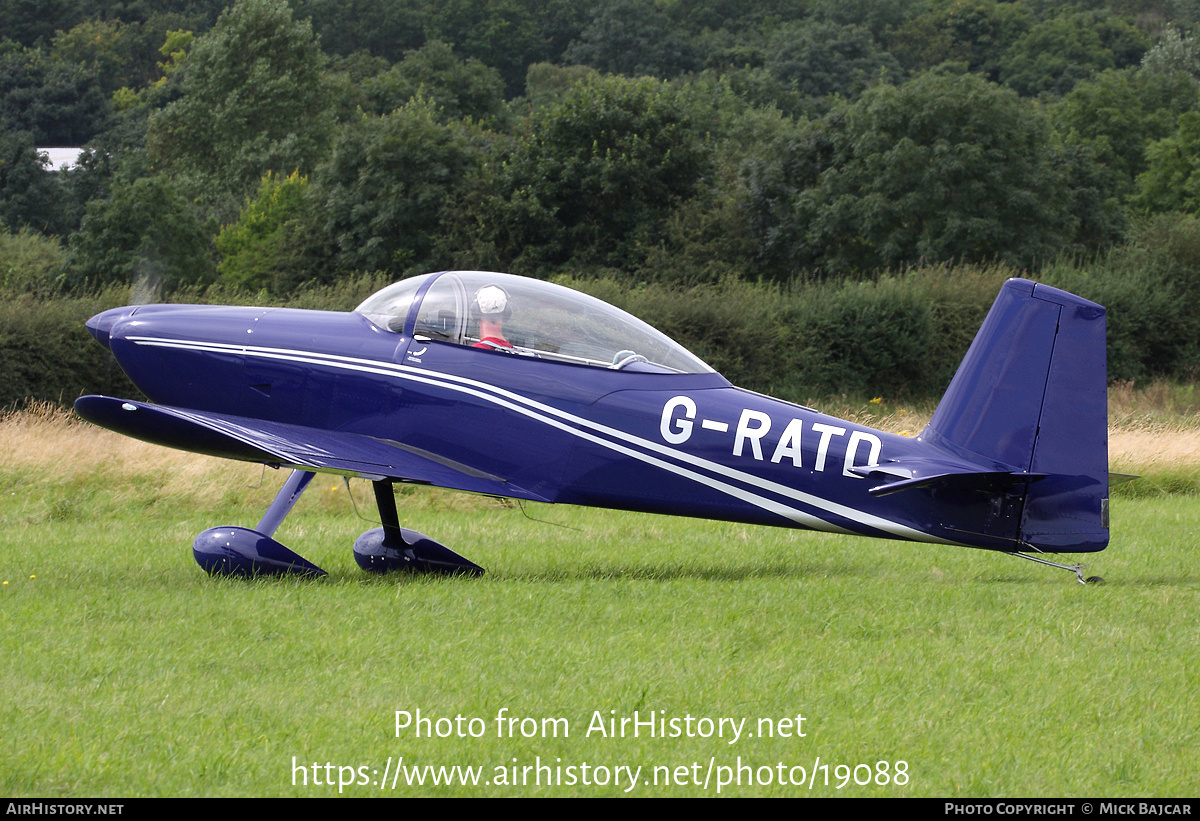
75, 271, 1112, 583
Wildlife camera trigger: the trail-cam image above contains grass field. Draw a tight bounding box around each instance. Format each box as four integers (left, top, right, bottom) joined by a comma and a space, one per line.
2, 401, 1198, 797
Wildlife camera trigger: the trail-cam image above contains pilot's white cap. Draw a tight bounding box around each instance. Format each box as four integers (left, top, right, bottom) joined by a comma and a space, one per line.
475, 285, 508, 316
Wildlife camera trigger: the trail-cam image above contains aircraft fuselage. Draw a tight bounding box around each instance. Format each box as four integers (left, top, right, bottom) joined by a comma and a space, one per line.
90, 303, 1023, 550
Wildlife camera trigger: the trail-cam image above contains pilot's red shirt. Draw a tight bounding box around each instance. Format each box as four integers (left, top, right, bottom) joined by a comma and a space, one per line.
473, 336, 513, 350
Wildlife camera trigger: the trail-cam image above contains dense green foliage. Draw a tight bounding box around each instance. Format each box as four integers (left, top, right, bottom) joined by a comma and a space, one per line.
313, 97, 486, 277
1045, 213, 1200, 383
0, 228, 66, 295
145, 0, 335, 211
0, 289, 139, 410
474, 75, 712, 273
1134, 110, 1200, 213
213, 170, 310, 291
5, 0, 1200, 403
744, 71, 1079, 276
65, 174, 216, 293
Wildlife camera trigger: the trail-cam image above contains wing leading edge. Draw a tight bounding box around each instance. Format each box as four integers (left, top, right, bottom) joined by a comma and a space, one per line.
73, 395, 551, 503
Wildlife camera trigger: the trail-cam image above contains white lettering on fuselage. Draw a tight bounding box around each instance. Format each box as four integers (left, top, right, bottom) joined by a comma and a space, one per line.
659, 397, 882, 477
660, 395, 696, 444
733, 409, 771, 459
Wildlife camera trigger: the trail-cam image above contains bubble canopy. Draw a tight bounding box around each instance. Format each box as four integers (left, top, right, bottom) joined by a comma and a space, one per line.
356, 271, 714, 374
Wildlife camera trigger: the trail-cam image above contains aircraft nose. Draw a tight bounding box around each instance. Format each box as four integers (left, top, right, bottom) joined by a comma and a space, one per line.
85, 307, 136, 350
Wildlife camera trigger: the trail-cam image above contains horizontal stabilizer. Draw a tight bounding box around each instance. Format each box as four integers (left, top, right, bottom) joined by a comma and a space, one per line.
74, 395, 551, 503
851, 458, 1044, 497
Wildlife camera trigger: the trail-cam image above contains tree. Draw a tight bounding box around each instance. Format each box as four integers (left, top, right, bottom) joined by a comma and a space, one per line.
887, 0, 1032, 80
0, 226, 67, 296
1141, 24, 1200, 83
666, 0, 809, 36
66, 174, 214, 294
0, 128, 72, 235
0, 0, 88, 47
362, 41, 507, 124
766, 20, 902, 100
1000, 10, 1148, 97
1133, 110, 1200, 214
482, 75, 711, 274
214, 170, 311, 292
1052, 67, 1198, 189
745, 71, 1077, 275
310, 97, 485, 277
111, 27, 197, 112
0, 46, 109, 145
292, 0, 427, 63
522, 62, 600, 111
49, 17, 191, 97
146, 0, 335, 212
564, 0, 700, 79
811, 0, 921, 42
427, 0, 560, 94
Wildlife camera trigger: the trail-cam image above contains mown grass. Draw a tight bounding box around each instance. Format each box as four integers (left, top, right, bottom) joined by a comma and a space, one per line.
2, 405, 1198, 797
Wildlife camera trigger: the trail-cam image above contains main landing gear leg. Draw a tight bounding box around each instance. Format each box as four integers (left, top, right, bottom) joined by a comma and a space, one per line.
352, 480, 485, 576
193, 469, 328, 577
1005, 551, 1104, 585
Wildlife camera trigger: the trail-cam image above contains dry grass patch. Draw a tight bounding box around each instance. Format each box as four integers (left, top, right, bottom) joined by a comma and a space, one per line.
0, 401, 259, 502
1109, 429, 1200, 471
0, 402, 508, 514
1109, 380, 1200, 430
1106, 381, 1200, 491
797, 396, 935, 437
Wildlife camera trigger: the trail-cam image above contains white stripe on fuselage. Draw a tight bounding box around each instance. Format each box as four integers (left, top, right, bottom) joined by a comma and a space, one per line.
127, 335, 955, 544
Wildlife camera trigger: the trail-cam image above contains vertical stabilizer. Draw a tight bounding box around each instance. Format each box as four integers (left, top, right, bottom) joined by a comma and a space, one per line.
922, 279, 1109, 553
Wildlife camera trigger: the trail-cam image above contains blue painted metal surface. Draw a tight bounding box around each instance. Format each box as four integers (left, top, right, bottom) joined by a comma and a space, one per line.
76, 272, 1111, 577
193, 526, 327, 577
353, 527, 484, 576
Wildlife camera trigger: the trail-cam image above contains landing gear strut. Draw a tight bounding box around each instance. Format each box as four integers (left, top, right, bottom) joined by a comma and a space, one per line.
193, 469, 326, 577
353, 480, 484, 576
191, 470, 483, 578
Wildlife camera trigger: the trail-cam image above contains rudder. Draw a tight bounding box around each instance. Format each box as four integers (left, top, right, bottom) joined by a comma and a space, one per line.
922, 279, 1109, 553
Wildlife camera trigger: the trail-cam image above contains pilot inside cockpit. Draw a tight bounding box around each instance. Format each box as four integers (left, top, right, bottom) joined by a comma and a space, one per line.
472, 284, 514, 352
356, 271, 715, 373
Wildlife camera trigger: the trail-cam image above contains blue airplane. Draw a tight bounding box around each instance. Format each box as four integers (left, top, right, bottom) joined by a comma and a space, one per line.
75, 271, 1110, 583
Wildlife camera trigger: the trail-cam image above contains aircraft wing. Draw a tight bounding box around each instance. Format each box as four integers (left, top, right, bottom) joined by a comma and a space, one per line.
74, 395, 552, 502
